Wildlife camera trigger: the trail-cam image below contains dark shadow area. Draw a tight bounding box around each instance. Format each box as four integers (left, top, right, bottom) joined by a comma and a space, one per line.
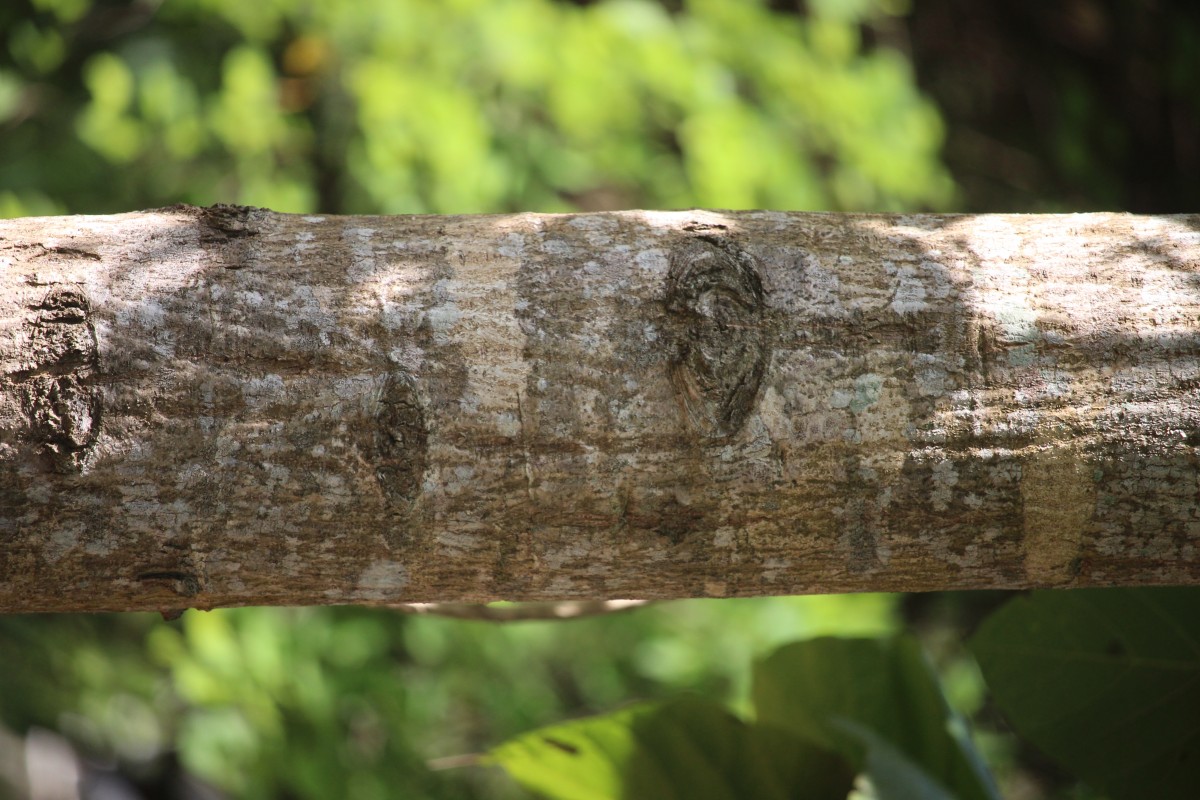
906, 1, 1200, 213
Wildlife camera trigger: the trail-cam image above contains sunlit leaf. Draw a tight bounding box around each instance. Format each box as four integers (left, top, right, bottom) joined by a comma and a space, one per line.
490, 695, 852, 800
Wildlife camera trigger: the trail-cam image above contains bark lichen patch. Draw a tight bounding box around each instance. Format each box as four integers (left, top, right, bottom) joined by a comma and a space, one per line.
41, 519, 84, 563
355, 559, 410, 601
665, 237, 770, 439
849, 373, 884, 414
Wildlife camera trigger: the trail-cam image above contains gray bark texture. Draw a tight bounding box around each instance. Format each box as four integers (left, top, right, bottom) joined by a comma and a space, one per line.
2, 205, 1200, 613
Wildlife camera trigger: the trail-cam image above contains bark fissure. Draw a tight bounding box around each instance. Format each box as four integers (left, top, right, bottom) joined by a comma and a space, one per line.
1, 206, 1199, 612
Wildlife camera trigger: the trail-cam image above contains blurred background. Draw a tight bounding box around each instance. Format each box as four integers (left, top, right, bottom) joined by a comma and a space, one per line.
2, 0, 1199, 797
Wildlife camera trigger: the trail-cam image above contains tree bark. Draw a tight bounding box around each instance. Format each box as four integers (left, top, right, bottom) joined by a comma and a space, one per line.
2, 205, 1199, 613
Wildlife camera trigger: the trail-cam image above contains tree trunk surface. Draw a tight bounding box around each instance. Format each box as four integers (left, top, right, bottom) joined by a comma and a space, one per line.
2, 206, 1199, 613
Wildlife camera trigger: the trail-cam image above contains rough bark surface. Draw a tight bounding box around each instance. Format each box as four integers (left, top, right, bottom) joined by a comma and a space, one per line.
2, 206, 1199, 613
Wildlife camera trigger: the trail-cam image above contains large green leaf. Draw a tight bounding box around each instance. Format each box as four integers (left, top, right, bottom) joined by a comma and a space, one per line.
753, 636, 998, 800
488, 695, 852, 800
970, 588, 1200, 800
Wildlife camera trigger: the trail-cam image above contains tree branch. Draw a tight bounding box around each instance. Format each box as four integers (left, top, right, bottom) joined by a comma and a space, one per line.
2, 206, 1199, 612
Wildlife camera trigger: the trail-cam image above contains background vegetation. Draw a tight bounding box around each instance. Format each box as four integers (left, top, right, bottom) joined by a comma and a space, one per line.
2, 0, 1199, 798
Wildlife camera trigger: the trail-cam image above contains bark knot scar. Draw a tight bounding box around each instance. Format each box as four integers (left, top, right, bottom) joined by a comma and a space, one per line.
198, 203, 267, 239
197, 204, 269, 269
665, 237, 769, 439
10, 287, 101, 472
137, 570, 202, 598
372, 373, 428, 505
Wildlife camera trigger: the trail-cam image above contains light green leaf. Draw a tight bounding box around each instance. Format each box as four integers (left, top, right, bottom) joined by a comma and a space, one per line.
971, 588, 1200, 800
489, 695, 851, 800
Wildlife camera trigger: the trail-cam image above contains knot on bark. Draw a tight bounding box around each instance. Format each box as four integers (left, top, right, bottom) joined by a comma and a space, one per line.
198, 203, 269, 239
665, 237, 769, 440
372, 373, 428, 506
11, 287, 101, 473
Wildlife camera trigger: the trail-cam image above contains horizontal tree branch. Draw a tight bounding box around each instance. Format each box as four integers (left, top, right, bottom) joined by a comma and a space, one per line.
2, 205, 1199, 613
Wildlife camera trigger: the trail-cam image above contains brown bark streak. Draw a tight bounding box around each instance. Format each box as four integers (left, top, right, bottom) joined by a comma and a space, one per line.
2, 206, 1199, 613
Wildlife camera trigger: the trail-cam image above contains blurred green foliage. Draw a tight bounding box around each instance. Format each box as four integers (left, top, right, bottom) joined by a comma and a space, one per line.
1, 0, 955, 796
0, 0, 952, 218
2, 597, 897, 798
